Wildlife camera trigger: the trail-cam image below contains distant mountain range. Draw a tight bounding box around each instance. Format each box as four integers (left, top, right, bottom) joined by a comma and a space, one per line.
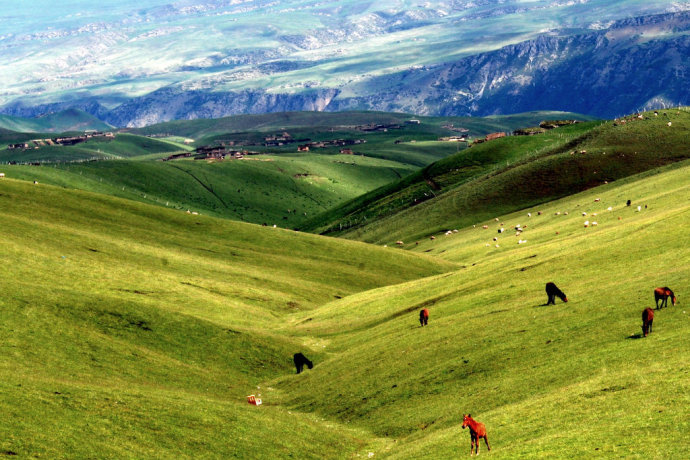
2, 1, 688, 127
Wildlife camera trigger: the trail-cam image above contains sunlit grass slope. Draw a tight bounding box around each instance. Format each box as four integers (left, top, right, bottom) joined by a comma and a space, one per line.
0, 178, 454, 457
275, 160, 690, 458
0, 133, 184, 163
3, 152, 417, 227
327, 108, 690, 244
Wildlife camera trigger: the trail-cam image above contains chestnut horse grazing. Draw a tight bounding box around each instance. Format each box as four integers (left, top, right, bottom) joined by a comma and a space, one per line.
462, 414, 491, 456
545, 282, 568, 305
642, 308, 654, 337
419, 308, 429, 326
654, 287, 676, 309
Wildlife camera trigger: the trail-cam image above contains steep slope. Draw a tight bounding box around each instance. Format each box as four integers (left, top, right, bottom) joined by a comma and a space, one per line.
274, 159, 690, 458
0, 178, 454, 457
313, 108, 690, 244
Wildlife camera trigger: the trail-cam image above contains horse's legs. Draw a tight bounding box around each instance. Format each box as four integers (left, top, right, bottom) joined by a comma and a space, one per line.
484, 435, 491, 451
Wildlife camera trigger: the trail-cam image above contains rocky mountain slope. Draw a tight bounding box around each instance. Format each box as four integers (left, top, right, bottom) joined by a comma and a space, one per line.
2, 3, 688, 126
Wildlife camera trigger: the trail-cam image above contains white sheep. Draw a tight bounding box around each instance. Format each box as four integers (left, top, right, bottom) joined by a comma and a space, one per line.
584, 220, 590, 227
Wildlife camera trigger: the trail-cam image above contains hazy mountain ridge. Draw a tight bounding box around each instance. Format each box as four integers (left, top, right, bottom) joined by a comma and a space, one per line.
2, 3, 688, 126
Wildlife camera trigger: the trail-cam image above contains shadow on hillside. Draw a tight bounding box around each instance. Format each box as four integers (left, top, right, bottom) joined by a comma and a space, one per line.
626, 333, 644, 340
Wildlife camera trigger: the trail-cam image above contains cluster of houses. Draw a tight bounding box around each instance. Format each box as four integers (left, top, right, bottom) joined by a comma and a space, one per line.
297, 138, 366, 152
7, 131, 114, 150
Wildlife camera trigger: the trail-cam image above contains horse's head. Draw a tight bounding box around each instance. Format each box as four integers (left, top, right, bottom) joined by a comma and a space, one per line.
563, 297, 568, 303
462, 414, 471, 429
672, 295, 677, 306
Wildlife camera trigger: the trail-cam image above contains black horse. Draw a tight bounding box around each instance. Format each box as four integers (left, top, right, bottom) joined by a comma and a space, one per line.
293, 352, 313, 374
419, 308, 429, 326
545, 282, 568, 305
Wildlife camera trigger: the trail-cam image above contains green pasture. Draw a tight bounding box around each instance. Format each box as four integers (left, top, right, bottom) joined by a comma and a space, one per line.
0, 108, 688, 458
0, 177, 452, 458
1, 152, 417, 227
0, 133, 183, 164
321, 109, 689, 243
276, 159, 690, 458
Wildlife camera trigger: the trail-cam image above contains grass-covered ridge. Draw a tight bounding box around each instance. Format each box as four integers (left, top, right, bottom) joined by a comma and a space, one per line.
0, 177, 454, 457
2, 111, 595, 228
309, 108, 689, 244
274, 159, 690, 458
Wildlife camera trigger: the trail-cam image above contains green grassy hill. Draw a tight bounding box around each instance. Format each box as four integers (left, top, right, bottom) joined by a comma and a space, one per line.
2, 153, 418, 227
0, 109, 112, 133
1, 152, 687, 458
307, 109, 689, 244
0, 133, 185, 163
1, 109, 687, 458
275, 159, 690, 458
0, 177, 454, 458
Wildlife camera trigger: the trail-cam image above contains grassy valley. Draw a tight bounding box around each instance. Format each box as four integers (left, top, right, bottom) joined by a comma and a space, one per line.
2, 111, 593, 228
0, 108, 688, 458
0, 177, 453, 458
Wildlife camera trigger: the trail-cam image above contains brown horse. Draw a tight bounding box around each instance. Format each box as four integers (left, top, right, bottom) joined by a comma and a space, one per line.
461, 414, 491, 456
642, 308, 654, 337
419, 308, 429, 326
654, 287, 676, 309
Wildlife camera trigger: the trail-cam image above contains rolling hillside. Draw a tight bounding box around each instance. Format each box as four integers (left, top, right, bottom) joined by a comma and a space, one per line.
2, 111, 596, 228
306, 108, 690, 244
1, 148, 687, 457
275, 158, 690, 458
0, 109, 112, 133
0, 177, 454, 458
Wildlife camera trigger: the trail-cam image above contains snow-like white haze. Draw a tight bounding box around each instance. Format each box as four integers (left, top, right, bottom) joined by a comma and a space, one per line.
0, 0, 680, 107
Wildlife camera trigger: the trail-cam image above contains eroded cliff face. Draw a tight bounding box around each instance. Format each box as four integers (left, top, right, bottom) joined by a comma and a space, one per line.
326, 12, 690, 117
102, 88, 341, 127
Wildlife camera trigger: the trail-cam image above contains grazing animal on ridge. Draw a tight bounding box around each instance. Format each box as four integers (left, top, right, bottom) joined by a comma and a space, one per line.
654, 287, 676, 309
293, 352, 313, 374
419, 308, 429, 326
461, 414, 491, 456
642, 308, 654, 337
545, 282, 568, 305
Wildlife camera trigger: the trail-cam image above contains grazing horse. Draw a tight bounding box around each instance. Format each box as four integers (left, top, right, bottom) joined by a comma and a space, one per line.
642, 308, 654, 337
419, 308, 429, 327
293, 352, 313, 374
545, 282, 568, 305
654, 287, 676, 309
461, 414, 491, 456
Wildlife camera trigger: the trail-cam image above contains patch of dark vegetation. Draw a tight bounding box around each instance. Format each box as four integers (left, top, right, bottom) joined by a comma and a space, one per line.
226, 329, 241, 335
103, 311, 152, 332
86, 248, 99, 252
287, 301, 300, 309
584, 385, 627, 398
116, 289, 152, 295
0, 451, 18, 456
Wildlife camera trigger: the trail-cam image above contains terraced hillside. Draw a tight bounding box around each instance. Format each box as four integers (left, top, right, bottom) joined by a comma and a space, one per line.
305, 108, 690, 244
